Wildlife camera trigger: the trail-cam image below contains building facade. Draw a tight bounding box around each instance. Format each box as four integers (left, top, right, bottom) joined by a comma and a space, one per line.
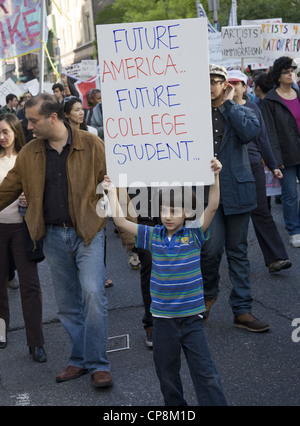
0, 0, 114, 84
50, 0, 96, 71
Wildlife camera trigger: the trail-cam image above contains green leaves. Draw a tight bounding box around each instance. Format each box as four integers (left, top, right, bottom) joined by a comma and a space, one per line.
95, 0, 300, 28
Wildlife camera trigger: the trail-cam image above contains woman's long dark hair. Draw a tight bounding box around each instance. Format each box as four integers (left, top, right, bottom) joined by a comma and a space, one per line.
63, 97, 88, 131
0, 113, 26, 155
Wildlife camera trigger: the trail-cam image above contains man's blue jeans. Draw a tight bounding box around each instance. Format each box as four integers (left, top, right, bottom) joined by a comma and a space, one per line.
43, 226, 110, 373
201, 205, 252, 316
153, 316, 227, 406
280, 165, 300, 235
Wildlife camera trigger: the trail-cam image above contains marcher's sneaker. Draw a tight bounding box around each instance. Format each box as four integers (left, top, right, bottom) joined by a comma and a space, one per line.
204, 298, 217, 321
145, 326, 153, 348
289, 234, 300, 248
7, 277, 19, 290
234, 313, 270, 332
128, 251, 141, 269
268, 259, 292, 273
0, 318, 7, 349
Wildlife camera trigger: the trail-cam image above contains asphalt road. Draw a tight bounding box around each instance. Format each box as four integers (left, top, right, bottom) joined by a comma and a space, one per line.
0, 197, 300, 407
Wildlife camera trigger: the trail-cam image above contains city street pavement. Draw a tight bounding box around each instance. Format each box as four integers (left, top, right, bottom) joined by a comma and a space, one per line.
0, 198, 300, 407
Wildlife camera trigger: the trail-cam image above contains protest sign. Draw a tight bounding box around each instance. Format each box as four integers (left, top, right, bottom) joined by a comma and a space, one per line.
64, 63, 82, 79
22, 78, 39, 96
42, 81, 53, 95
0, 0, 46, 60
97, 18, 214, 187
222, 25, 263, 59
208, 31, 240, 67
80, 60, 97, 79
0, 78, 22, 106
65, 60, 98, 81
241, 19, 283, 69
260, 23, 300, 64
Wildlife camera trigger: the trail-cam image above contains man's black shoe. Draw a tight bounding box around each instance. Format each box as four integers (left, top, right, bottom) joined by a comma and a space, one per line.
29, 346, 47, 363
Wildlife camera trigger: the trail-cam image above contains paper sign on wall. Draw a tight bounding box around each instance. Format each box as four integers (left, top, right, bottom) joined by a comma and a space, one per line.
96, 18, 214, 187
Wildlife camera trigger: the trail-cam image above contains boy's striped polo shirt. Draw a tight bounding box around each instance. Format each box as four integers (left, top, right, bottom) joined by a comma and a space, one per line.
136, 223, 209, 318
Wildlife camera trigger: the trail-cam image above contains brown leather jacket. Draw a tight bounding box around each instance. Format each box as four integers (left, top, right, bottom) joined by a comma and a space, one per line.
0, 124, 136, 247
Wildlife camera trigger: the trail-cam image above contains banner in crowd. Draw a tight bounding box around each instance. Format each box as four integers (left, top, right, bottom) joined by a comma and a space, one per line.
97, 18, 214, 187
222, 25, 263, 59
0, 0, 46, 60
259, 22, 300, 64
74, 76, 101, 109
64, 60, 98, 81
0, 77, 22, 105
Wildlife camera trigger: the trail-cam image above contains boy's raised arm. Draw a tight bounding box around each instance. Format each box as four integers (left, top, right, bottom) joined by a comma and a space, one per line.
102, 176, 139, 237
201, 158, 222, 233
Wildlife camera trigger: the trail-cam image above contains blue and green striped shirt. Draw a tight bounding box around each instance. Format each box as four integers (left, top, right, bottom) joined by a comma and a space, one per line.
136, 223, 209, 318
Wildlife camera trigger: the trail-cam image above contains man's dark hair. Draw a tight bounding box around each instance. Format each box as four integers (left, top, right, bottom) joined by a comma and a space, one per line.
26, 93, 64, 120
254, 73, 274, 94
6, 93, 17, 104
52, 83, 64, 92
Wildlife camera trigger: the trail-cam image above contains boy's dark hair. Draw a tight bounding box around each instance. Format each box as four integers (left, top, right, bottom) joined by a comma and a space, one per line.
26, 93, 64, 120
254, 73, 274, 94
6, 93, 17, 104
270, 56, 297, 87
158, 186, 201, 220
52, 83, 64, 92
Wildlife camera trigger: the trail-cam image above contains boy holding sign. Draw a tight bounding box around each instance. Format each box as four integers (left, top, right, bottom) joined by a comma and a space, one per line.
101, 157, 227, 406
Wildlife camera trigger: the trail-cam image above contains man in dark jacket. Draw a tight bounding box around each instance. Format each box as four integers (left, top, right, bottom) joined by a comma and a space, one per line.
201, 64, 270, 332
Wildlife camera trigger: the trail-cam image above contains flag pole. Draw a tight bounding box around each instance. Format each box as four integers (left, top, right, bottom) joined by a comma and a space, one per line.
39, 0, 46, 93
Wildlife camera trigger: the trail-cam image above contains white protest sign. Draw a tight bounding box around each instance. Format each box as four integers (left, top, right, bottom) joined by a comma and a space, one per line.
97, 18, 214, 187
240, 19, 283, 69
0, 78, 23, 106
23, 79, 40, 96
65, 61, 98, 81
64, 63, 82, 78
260, 23, 300, 64
80, 60, 97, 79
222, 25, 263, 59
42, 82, 54, 95
208, 31, 240, 67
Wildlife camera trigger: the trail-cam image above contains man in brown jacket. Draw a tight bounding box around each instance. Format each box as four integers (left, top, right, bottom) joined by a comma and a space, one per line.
0, 93, 135, 388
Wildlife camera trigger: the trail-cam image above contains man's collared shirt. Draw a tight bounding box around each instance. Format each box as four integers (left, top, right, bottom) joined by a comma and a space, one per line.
43, 130, 73, 226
